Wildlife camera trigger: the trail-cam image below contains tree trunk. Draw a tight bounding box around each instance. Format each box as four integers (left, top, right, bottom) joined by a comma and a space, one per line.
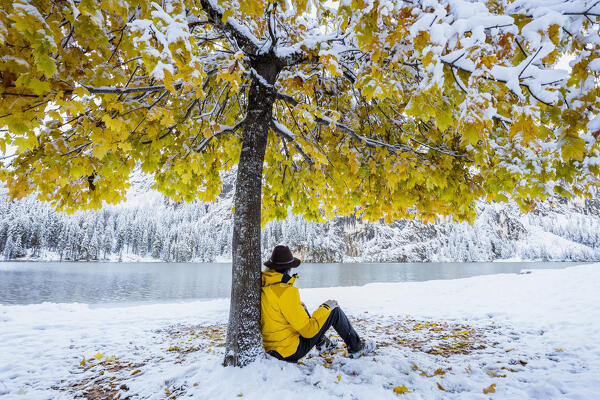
223, 60, 280, 366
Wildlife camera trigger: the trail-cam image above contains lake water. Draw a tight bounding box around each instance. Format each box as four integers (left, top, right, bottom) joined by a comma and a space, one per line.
0, 261, 585, 306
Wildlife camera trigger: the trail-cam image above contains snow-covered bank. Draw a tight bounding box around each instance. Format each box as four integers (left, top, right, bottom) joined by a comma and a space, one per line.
1, 264, 599, 399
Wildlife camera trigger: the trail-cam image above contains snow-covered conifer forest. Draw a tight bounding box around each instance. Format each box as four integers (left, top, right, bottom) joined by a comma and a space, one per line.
2, 170, 599, 263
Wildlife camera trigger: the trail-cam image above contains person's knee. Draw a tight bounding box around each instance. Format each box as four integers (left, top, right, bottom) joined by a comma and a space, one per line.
329, 306, 342, 322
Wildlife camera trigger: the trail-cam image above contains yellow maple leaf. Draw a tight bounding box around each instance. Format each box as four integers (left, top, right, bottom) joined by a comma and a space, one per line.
393, 385, 412, 395
561, 135, 586, 162
93, 144, 110, 159
483, 383, 496, 394
118, 141, 132, 153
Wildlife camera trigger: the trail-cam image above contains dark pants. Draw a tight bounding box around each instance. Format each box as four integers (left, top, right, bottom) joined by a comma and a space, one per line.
272, 307, 361, 363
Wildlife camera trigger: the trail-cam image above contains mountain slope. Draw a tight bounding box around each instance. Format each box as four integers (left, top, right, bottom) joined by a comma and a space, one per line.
1, 171, 599, 262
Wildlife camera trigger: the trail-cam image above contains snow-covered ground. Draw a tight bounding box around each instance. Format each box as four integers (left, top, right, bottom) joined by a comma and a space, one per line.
1, 264, 599, 399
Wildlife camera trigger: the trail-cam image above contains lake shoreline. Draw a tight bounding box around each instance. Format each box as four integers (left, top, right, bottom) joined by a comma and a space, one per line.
0, 261, 589, 306
0, 257, 590, 263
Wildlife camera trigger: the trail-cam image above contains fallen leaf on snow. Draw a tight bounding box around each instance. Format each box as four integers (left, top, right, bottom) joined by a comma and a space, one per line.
483, 383, 496, 394
393, 385, 412, 395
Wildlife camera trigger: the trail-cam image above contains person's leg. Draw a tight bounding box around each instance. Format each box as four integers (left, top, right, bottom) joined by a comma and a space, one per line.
326, 307, 361, 351
284, 307, 361, 362
282, 337, 313, 362
283, 329, 328, 362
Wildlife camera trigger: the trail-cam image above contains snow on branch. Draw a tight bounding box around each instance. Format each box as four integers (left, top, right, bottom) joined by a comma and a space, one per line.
249, 68, 273, 88
274, 92, 299, 106
81, 84, 179, 95
270, 119, 314, 166
352, 0, 594, 110
440, 46, 568, 105
196, 0, 261, 54
271, 119, 296, 141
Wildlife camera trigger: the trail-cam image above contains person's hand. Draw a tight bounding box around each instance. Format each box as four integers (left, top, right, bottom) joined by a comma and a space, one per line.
323, 299, 339, 309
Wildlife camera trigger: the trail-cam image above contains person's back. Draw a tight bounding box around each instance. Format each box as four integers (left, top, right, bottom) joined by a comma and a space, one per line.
261, 268, 331, 358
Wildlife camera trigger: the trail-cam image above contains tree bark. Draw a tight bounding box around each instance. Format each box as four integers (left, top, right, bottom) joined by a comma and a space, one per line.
223, 60, 280, 366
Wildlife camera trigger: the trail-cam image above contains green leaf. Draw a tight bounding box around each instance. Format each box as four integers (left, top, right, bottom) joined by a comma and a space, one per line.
461, 123, 479, 146
34, 53, 57, 77
26, 78, 51, 95
6, 117, 30, 136
561, 135, 586, 162
15, 74, 50, 95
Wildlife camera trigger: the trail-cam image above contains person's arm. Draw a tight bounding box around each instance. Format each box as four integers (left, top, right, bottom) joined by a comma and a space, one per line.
280, 287, 331, 338
301, 302, 310, 317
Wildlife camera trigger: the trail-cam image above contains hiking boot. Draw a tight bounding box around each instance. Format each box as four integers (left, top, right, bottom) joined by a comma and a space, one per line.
348, 339, 376, 357
316, 335, 338, 352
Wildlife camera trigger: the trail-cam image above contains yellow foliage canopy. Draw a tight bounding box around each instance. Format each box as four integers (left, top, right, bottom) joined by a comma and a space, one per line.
0, 0, 599, 223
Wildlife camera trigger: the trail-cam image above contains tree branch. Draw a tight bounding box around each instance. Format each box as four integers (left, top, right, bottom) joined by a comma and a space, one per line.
313, 116, 411, 155
195, 118, 245, 152
1, 92, 41, 98
196, 0, 260, 54
141, 98, 198, 144
270, 119, 314, 166
518, 47, 542, 79
83, 83, 181, 95
409, 137, 472, 160
275, 91, 299, 106
279, 51, 320, 67
450, 66, 468, 93
0, 152, 19, 160
441, 55, 556, 106
266, 2, 278, 51
62, 142, 91, 157
563, 0, 600, 16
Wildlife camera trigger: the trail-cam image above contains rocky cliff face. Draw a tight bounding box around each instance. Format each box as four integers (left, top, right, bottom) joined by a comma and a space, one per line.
1, 171, 599, 262
262, 194, 600, 262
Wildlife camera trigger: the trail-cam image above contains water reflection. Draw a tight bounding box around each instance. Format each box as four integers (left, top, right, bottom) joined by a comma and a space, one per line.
0, 261, 584, 305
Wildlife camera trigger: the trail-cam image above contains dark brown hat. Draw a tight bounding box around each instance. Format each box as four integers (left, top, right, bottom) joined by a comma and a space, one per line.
264, 245, 301, 270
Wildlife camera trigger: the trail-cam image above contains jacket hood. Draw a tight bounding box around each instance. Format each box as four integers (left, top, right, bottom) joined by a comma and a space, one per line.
262, 268, 297, 287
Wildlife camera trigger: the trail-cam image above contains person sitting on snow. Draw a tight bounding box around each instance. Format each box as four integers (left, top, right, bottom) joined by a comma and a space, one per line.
260, 244, 375, 362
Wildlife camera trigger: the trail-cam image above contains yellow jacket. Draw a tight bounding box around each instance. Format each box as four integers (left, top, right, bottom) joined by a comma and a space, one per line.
261, 268, 332, 358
